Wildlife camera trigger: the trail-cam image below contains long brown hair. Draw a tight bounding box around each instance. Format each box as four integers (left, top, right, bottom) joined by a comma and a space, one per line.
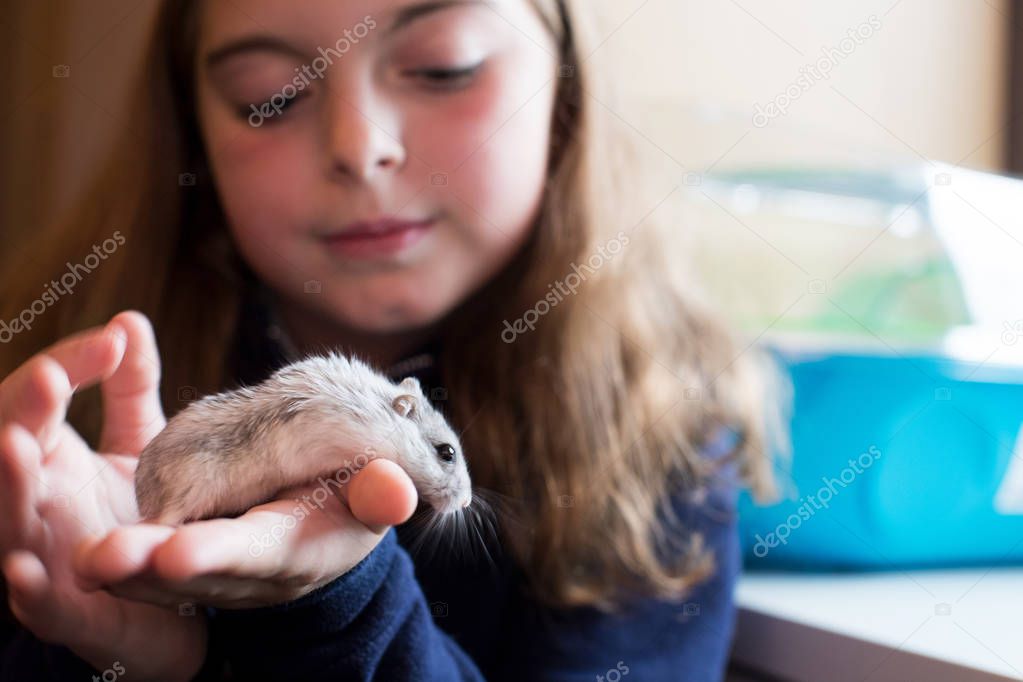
0, 0, 783, 611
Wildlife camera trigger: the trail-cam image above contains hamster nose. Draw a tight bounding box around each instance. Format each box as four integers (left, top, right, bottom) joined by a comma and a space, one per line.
461, 497, 471, 508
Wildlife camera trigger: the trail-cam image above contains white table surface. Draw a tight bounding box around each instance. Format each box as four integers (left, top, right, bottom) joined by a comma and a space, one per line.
731, 569, 1023, 682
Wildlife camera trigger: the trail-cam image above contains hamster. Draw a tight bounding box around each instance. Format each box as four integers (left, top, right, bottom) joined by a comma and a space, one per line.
134, 351, 472, 525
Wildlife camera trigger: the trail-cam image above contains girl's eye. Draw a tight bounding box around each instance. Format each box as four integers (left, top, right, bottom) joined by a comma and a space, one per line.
236, 90, 310, 124
405, 62, 483, 90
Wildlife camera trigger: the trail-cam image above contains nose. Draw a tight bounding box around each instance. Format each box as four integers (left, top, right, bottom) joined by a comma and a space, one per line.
324, 87, 406, 182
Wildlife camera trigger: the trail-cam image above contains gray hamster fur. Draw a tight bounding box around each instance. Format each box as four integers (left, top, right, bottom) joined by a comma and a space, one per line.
134, 351, 472, 525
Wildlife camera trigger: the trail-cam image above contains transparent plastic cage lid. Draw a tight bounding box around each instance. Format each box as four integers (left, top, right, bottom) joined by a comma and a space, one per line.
681, 162, 1023, 365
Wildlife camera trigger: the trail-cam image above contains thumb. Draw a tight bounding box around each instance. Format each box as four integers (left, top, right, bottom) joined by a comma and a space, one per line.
347, 459, 418, 534
99, 311, 166, 455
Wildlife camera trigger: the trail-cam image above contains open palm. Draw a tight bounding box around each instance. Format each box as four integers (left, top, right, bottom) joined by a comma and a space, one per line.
0, 312, 206, 682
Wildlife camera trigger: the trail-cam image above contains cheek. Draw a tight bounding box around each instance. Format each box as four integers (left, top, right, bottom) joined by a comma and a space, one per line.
413, 68, 556, 250
414, 62, 554, 171
452, 98, 552, 230
203, 117, 319, 251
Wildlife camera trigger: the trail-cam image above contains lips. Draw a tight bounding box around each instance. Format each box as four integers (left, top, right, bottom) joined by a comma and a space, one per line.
321, 216, 435, 259
331, 217, 434, 238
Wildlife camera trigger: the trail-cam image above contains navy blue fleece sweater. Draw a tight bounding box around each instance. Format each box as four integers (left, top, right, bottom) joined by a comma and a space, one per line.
0, 286, 743, 681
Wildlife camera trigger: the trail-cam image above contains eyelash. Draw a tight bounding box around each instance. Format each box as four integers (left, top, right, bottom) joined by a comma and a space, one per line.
237, 90, 309, 124
405, 62, 483, 90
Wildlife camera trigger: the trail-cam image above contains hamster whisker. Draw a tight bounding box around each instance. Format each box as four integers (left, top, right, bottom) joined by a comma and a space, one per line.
470, 488, 527, 536
469, 514, 498, 572
401, 509, 441, 564
400, 499, 503, 571
446, 508, 472, 564
401, 504, 455, 564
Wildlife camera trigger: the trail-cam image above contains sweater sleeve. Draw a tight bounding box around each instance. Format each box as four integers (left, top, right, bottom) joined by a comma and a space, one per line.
0, 602, 226, 681
0, 533, 480, 682
488, 460, 741, 682
207, 528, 485, 681
0, 533, 472, 682
0, 625, 109, 680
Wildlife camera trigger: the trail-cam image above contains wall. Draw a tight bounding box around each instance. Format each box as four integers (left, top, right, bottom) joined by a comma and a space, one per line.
588, 0, 1009, 173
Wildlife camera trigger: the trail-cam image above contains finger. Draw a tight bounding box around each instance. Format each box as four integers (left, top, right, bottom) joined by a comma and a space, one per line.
131, 479, 401, 607
32, 320, 127, 389
0, 423, 44, 542
72, 525, 264, 607
3, 550, 76, 642
99, 311, 165, 455
142, 462, 416, 584
101, 576, 192, 608
72, 524, 177, 591
0, 324, 125, 451
347, 458, 418, 533
104, 572, 285, 610
145, 484, 388, 586
146, 507, 348, 582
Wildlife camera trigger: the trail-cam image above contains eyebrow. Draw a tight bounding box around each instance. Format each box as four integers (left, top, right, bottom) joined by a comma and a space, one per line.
205, 37, 305, 69
385, 0, 486, 35
205, 0, 486, 69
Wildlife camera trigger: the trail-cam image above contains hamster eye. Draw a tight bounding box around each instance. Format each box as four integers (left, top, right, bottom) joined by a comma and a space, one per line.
435, 443, 456, 463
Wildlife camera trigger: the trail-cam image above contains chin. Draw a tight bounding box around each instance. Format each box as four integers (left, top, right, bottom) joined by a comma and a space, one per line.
329, 296, 455, 334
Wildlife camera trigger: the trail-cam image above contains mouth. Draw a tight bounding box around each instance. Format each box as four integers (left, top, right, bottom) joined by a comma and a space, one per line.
430, 495, 471, 516
321, 216, 436, 260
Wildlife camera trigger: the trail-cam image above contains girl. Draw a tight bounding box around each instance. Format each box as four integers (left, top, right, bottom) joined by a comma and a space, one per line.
0, 0, 780, 679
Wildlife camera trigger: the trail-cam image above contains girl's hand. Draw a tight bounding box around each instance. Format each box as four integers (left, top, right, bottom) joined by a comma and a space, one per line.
73, 454, 418, 610
0, 311, 207, 682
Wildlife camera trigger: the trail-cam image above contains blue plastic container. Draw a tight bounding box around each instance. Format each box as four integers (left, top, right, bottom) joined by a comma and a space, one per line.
738, 343, 1023, 570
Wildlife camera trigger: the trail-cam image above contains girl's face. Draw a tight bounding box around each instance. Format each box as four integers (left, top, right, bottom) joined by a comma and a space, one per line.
195, 0, 558, 333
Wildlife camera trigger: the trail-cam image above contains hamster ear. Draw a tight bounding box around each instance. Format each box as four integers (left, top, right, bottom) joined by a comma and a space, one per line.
393, 393, 418, 419
398, 376, 422, 394
393, 377, 422, 418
